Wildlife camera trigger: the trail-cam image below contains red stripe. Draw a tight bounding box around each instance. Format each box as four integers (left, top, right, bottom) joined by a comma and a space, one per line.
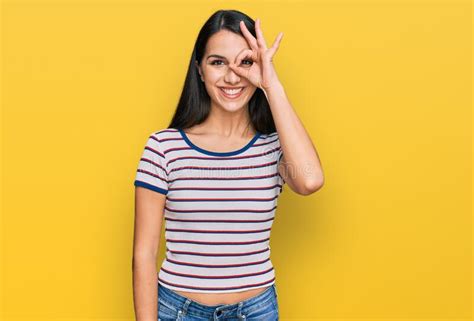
160, 267, 273, 279
164, 206, 277, 213
168, 184, 282, 191
167, 247, 269, 257
165, 257, 270, 268
166, 227, 271, 234
165, 237, 269, 245
164, 218, 274, 223
136, 169, 167, 182
169, 172, 279, 182
169, 160, 277, 172
166, 196, 277, 202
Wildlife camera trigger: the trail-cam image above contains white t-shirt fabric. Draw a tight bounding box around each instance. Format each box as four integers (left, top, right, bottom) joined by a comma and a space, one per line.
134, 128, 285, 293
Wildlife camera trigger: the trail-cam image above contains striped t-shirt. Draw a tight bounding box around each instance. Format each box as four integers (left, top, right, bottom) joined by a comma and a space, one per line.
134, 128, 285, 293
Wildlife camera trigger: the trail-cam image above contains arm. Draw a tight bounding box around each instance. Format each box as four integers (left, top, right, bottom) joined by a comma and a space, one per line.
132, 187, 166, 321
132, 132, 169, 320
264, 82, 325, 195
231, 19, 324, 195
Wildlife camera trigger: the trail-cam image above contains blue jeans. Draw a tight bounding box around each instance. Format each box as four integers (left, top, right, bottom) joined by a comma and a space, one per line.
157, 283, 279, 320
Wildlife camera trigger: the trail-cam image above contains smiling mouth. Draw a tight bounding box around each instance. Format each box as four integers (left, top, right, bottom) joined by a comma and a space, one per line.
219, 87, 245, 98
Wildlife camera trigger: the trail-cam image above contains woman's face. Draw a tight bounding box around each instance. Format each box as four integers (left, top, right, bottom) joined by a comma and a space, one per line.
196, 29, 257, 113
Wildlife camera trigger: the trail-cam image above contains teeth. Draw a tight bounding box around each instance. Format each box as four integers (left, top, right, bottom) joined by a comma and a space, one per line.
221, 88, 243, 95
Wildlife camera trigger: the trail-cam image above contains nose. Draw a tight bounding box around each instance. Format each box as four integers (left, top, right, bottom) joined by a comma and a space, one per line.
224, 66, 240, 84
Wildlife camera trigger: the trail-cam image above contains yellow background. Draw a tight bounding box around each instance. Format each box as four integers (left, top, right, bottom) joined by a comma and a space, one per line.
1, 0, 471, 320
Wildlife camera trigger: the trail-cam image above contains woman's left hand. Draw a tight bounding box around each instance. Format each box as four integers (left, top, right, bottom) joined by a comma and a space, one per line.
229, 18, 283, 91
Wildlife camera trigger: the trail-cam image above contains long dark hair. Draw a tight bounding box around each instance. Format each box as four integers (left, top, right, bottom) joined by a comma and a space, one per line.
168, 9, 277, 135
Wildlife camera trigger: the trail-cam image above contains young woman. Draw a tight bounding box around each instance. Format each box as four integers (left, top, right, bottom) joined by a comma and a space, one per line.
133, 9, 324, 321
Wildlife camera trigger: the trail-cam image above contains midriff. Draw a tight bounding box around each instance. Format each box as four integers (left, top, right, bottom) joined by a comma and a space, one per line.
173, 286, 270, 306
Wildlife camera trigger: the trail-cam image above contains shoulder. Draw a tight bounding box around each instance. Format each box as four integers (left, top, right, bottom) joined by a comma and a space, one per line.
150, 127, 180, 140
145, 128, 181, 145
144, 128, 182, 154
259, 131, 280, 145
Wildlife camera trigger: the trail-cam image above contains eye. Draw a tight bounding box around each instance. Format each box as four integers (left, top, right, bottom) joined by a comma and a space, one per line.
210, 60, 225, 65
241, 59, 253, 65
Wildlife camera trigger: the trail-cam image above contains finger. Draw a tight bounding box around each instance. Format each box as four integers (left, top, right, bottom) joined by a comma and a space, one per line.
255, 18, 268, 50
239, 21, 258, 51
228, 63, 249, 80
267, 32, 283, 58
234, 48, 256, 66
229, 50, 252, 79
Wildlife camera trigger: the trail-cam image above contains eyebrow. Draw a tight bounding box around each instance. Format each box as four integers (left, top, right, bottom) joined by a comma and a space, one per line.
206, 54, 228, 60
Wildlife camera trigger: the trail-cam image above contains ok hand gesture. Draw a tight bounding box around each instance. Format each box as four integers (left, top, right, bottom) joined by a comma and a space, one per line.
229, 18, 283, 91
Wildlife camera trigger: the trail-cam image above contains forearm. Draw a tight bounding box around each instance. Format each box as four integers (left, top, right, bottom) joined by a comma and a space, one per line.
132, 255, 158, 321
263, 82, 324, 192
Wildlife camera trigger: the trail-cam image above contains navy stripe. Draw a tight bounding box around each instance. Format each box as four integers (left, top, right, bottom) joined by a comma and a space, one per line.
166, 147, 280, 165
134, 180, 168, 195
179, 128, 261, 156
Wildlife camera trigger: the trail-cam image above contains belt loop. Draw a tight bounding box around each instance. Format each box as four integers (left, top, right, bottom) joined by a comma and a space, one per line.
237, 301, 246, 320
181, 298, 191, 317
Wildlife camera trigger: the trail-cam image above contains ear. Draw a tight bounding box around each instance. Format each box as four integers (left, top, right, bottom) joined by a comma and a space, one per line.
195, 60, 204, 80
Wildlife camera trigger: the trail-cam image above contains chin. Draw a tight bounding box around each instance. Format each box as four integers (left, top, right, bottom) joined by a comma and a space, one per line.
217, 101, 248, 112
211, 94, 250, 112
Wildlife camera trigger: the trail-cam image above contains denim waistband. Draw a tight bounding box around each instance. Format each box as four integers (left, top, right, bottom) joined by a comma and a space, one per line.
158, 282, 277, 317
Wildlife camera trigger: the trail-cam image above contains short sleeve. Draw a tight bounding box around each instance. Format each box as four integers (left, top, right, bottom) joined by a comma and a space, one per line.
276, 136, 286, 194
134, 133, 169, 195
277, 146, 284, 163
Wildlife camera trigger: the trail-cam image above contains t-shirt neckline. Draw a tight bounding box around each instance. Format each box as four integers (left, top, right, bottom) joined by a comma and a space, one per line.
178, 128, 261, 157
